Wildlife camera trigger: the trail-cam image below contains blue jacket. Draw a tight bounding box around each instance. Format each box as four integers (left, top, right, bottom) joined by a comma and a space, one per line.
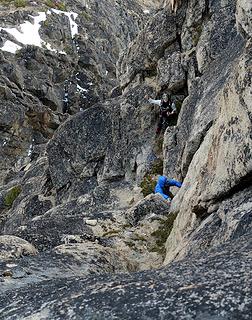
154, 176, 182, 200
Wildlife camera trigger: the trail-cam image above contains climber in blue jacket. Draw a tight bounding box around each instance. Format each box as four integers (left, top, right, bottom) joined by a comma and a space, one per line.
154, 175, 182, 200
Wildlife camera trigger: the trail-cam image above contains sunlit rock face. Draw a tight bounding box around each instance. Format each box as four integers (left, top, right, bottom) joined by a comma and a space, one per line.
163, 0, 252, 264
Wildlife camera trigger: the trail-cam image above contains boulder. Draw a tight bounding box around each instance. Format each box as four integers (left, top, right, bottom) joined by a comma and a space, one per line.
157, 51, 186, 91
0, 235, 38, 261
125, 193, 170, 226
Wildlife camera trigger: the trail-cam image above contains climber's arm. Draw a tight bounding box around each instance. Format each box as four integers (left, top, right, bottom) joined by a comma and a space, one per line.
155, 185, 170, 200
167, 179, 182, 188
148, 98, 162, 106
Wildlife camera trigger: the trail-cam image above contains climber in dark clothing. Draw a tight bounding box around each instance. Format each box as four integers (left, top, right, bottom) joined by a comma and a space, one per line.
147, 93, 177, 134
154, 175, 182, 201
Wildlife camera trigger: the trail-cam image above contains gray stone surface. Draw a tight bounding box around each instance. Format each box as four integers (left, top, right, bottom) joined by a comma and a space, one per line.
46, 85, 158, 198
126, 193, 170, 226
0, 233, 251, 319
0, 0, 251, 318
157, 50, 186, 91
0, 235, 38, 261
117, 10, 179, 89
236, 0, 252, 38
0, 0, 146, 185
164, 34, 251, 264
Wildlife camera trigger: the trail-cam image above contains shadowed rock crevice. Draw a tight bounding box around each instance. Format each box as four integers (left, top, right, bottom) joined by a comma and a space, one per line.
213, 171, 252, 205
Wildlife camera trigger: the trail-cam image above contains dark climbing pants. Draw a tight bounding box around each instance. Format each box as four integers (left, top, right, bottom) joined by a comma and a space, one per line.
156, 111, 169, 134
156, 112, 176, 134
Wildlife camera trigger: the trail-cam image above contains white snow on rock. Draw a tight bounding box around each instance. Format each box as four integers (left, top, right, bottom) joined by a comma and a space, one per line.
77, 84, 88, 93
0, 12, 47, 48
1, 40, 21, 54
27, 144, 33, 157
0, 9, 78, 54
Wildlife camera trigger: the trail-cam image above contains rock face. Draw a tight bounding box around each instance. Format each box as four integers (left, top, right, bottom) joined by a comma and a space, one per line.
0, 0, 145, 184
46, 87, 158, 195
236, 0, 252, 37
163, 0, 252, 265
117, 9, 182, 90
0, 0, 251, 318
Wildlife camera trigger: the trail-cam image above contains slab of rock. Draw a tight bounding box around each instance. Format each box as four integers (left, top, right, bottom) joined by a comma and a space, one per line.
168, 186, 252, 261
157, 51, 186, 91
236, 0, 252, 38
10, 203, 94, 251
164, 33, 251, 264
0, 233, 251, 319
0, 235, 38, 261
118, 10, 178, 88
0, 241, 130, 291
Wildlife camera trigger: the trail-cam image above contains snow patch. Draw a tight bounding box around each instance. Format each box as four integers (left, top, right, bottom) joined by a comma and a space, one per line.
77, 84, 88, 93
0, 12, 47, 48
1, 40, 21, 54
27, 140, 34, 157
0, 9, 77, 54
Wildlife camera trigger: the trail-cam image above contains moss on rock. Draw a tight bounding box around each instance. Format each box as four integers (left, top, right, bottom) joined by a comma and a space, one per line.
14, 0, 27, 7
140, 175, 156, 197
4, 185, 22, 207
150, 212, 178, 256
45, 0, 66, 10
140, 158, 163, 197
